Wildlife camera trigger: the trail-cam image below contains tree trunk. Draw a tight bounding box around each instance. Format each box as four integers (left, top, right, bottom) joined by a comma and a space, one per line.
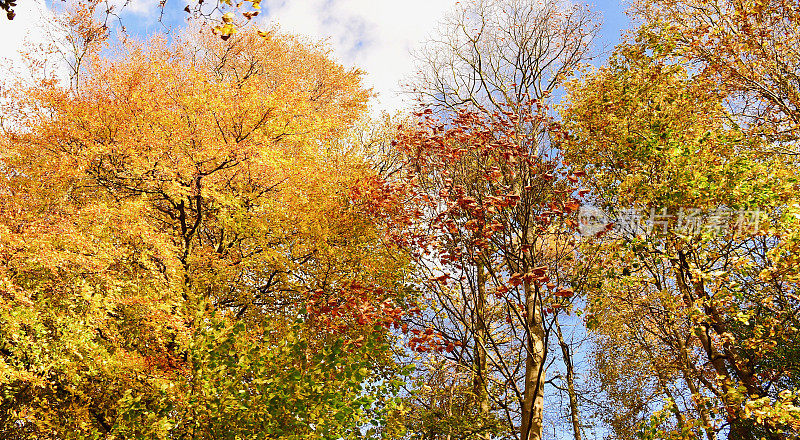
674, 331, 718, 440
520, 278, 545, 440
474, 261, 491, 438
555, 316, 581, 440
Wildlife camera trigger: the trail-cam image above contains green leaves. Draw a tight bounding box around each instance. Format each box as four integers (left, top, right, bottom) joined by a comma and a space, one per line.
561, 16, 800, 440
114, 315, 401, 439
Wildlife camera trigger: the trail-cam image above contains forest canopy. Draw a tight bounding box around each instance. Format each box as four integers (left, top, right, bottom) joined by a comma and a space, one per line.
0, 0, 798, 439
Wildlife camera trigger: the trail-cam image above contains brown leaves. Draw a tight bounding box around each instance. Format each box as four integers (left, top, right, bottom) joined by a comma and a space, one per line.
553, 288, 574, 298
306, 283, 408, 339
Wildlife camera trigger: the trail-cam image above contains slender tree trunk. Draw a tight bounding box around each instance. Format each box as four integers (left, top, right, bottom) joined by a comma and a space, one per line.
555, 316, 581, 440
672, 250, 776, 440
474, 261, 491, 437
674, 331, 717, 440
520, 278, 545, 440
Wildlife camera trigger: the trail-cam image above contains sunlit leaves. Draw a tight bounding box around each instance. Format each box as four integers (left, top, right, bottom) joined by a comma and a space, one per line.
560, 22, 800, 440
0, 16, 408, 438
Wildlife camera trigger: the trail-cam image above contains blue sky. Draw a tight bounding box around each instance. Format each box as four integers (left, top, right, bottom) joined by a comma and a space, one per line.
1, 0, 632, 111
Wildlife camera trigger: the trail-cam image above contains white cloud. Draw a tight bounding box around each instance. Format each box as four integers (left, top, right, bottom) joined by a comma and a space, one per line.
118, 0, 162, 16
260, 0, 459, 113
0, 0, 55, 79
1, 0, 460, 113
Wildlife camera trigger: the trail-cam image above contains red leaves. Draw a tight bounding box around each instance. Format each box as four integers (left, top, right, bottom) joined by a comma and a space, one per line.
531, 266, 548, 275
385, 100, 593, 331
543, 304, 564, 315
406, 327, 458, 353
505, 193, 521, 207
485, 166, 503, 182
464, 218, 481, 231
428, 273, 450, 284
486, 222, 504, 232
472, 238, 490, 249
564, 200, 581, 213
565, 218, 579, 229
306, 282, 410, 337
143, 353, 186, 375
349, 176, 403, 220
457, 196, 479, 210
522, 266, 550, 286
554, 288, 574, 298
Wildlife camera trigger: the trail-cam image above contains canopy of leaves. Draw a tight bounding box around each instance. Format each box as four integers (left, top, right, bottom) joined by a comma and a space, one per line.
0, 22, 412, 439
561, 33, 800, 440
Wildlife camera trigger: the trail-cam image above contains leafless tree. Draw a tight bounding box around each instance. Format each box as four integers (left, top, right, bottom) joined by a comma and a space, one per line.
409, 0, 597, 116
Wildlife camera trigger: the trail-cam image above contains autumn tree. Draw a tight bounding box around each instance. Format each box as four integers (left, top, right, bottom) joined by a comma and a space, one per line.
632, 0, 800, 152
554, 3, 800, 438
400, 1, 599, 439
560, 34, 800, 440
0, 10, 412, 438
389, 103, 596, 440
